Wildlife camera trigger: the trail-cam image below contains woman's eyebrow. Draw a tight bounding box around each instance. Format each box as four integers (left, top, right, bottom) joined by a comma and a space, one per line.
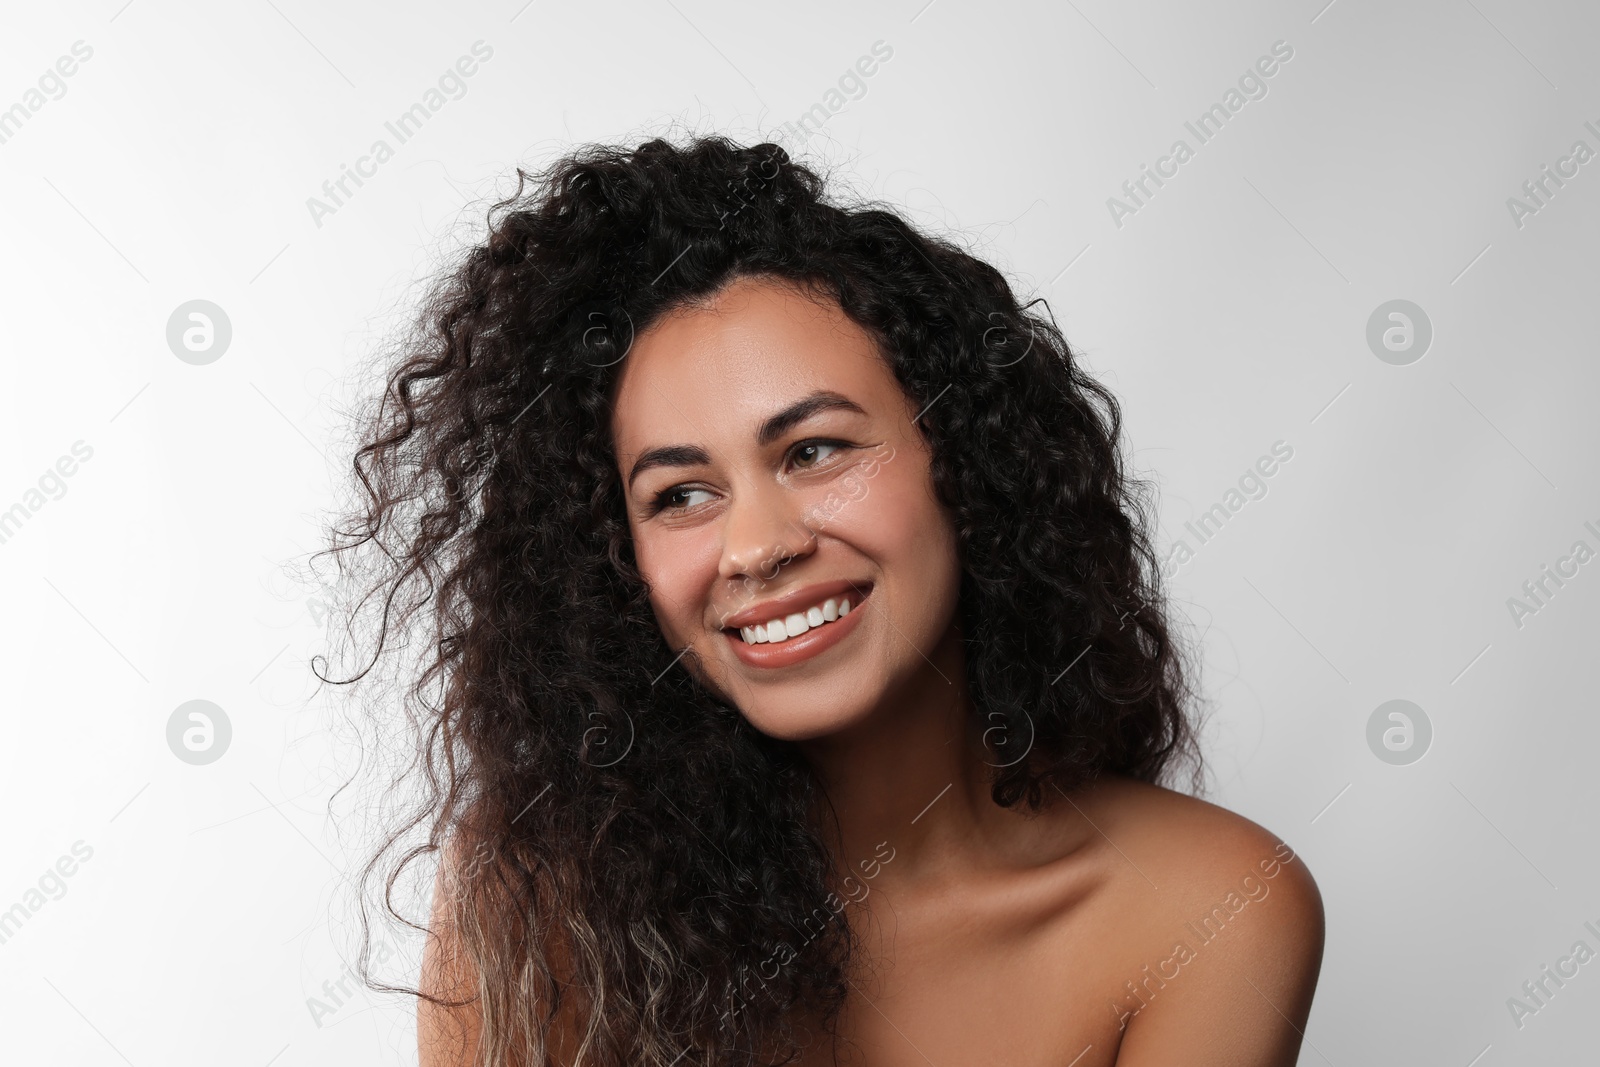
625, 391, 867, 490
627, 444, 711, 489
756, 390, 866, 446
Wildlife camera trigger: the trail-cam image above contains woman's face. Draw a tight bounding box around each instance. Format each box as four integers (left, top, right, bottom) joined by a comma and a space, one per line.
609, 275, 962, 741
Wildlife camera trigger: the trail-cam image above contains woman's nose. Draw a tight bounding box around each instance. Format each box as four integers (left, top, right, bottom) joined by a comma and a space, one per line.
717, 482, 817, 584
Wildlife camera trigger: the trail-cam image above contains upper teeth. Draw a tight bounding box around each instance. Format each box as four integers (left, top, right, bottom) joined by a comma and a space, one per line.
740, 596, 852, 644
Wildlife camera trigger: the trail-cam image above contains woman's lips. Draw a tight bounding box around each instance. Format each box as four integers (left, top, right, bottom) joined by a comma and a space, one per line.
723, 586, 871, 669
718, 578, 872, 631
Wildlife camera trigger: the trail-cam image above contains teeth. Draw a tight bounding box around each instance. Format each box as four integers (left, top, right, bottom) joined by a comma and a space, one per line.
738, 595, 855, 645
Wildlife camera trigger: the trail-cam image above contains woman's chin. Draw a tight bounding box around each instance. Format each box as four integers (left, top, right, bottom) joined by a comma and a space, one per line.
737, 701, 874, 744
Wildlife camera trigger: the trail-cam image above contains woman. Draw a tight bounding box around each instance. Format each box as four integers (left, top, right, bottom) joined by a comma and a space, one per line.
326, 135, 1323, 1065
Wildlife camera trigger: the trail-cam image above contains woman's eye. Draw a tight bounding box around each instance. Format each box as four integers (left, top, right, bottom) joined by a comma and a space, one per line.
652, 486, 714, 513
790, 440, 844, 469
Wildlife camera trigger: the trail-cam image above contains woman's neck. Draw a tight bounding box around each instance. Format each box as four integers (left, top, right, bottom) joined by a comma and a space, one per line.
797, 623, 1010, 889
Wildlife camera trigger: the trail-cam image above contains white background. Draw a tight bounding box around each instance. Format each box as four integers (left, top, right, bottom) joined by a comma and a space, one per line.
1, 0, 1597, 1063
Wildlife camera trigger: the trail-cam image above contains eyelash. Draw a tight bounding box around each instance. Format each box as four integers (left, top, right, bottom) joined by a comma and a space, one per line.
647, 438, 851, 515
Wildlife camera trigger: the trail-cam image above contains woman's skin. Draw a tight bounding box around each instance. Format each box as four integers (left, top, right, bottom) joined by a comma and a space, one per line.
419, 275, 1325, 1065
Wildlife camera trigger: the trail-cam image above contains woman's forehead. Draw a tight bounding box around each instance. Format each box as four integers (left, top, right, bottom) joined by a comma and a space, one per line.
609, 277, 894, 446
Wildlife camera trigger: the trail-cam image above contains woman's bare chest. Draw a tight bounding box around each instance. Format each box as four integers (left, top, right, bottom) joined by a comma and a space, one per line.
786, 890, 1132, 1066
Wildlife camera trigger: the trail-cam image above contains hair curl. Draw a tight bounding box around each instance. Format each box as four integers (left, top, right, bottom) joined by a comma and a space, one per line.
320, 133, 1206, 1067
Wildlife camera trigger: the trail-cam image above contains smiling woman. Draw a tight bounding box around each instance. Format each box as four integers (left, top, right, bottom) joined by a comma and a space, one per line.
321, 135, 1323, 1067
610, 278, 964, 741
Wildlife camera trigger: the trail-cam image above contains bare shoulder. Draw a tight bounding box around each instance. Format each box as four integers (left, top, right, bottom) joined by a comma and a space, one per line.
418, 828, 585, 1067
1063, 774, 1326, 1066
1076, 774, 1323, 910
418, 834, 486, 1067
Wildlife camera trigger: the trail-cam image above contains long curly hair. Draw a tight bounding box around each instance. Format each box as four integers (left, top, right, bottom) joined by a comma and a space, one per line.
319, 133, 1206, 1066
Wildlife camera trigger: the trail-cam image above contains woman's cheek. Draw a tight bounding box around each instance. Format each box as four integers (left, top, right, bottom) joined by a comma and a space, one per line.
848, 461, 962, 638
638, 527, 721, 643
853, 466, 940, 559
